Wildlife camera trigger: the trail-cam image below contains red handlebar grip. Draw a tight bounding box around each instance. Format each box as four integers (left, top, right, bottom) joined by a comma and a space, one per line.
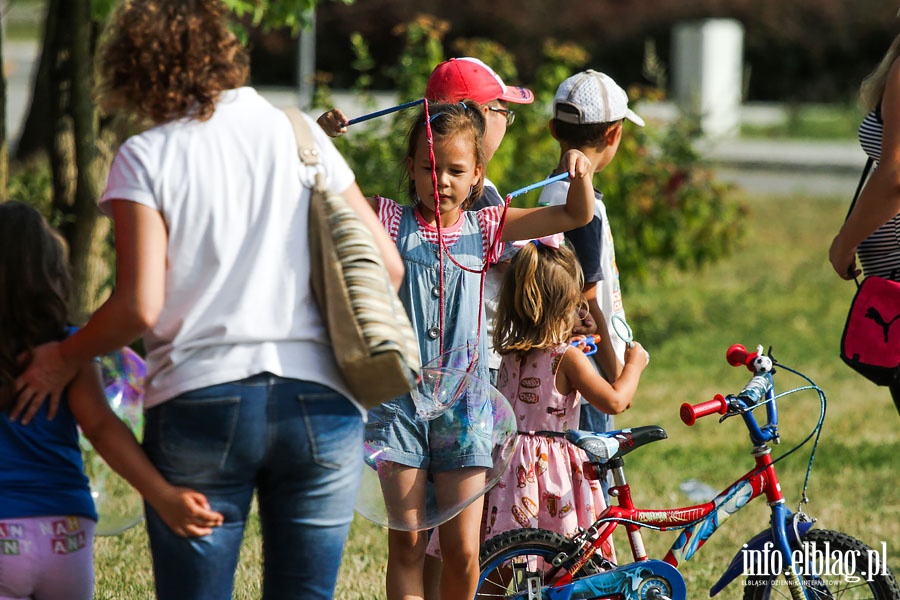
726, 344, 757, 371
680, 394, 729, 426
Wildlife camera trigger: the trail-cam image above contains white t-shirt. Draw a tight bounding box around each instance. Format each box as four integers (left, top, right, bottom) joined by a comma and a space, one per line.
100, 87, 357, 410
538, 181, 627, 365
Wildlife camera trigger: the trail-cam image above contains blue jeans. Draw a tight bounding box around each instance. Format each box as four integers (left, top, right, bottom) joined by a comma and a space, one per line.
580, 404, 614, 501
142, 373, 363, 600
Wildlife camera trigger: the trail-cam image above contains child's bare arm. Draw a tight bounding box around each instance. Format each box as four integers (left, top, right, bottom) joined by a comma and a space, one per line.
68, 362, 224, 537
557, 342, 648, 414
500, 149, 594, 242
317, 108, 349, 137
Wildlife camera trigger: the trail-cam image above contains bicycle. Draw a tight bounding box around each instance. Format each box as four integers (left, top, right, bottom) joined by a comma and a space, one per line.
476, 343, 900, 599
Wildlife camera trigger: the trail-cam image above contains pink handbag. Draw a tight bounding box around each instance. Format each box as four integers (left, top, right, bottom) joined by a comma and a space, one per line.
840, 275, 900, 386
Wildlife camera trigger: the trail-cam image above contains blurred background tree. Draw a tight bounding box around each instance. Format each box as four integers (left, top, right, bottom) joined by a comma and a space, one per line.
4, 0, 342, 320
319, 16, 745, 287
6, 0, 889, 318
310, 0, 895, 104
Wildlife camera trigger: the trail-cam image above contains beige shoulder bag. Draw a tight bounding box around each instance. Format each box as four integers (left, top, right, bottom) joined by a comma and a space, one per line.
283, 107, 420, 409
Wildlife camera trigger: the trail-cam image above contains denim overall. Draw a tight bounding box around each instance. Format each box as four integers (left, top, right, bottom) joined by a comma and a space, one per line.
365, 206, 493, 473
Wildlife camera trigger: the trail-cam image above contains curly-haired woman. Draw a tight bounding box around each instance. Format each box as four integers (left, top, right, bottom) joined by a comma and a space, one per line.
13, 1, 403, 598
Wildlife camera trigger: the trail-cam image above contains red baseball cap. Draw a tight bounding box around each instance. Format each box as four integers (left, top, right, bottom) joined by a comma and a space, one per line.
425, 57, 534, 105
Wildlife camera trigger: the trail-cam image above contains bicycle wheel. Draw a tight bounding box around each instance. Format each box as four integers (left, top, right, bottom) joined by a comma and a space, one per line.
742, 529, 900, 600
477, 528, 611, 599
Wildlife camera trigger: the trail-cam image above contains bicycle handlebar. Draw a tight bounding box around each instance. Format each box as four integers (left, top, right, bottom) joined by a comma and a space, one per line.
680, 393, 728, 426
681, 343, 780, 445
726, 343, 757, 371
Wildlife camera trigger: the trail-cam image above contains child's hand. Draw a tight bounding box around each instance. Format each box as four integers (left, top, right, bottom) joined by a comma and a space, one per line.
153, 487, 224, 538
569, 334, 602, 356
624, 341, 650, 369
561, 149, 593, 180
572, 306, 596, 335
317, 108, 349, 137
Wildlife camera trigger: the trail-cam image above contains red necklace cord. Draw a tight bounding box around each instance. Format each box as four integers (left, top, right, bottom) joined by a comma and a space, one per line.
420, 100, 513, 375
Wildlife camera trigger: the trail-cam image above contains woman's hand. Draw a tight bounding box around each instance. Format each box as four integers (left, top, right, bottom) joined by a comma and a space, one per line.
828, 233, 861, 280
316, 108, 349, 137
152, 487, 225, 538
11, 341, 79, 424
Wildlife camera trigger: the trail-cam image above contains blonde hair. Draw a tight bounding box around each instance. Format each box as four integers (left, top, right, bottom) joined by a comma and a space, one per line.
860, 33, 900, 112
493, 242, 585, 356
94, 0, 249, 125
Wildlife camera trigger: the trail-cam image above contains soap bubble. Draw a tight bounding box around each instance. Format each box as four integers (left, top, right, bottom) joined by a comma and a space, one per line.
410, 345, 480, 420
356, 370, 516, 531
410, 366, 472, 421
80, 347, 146, 536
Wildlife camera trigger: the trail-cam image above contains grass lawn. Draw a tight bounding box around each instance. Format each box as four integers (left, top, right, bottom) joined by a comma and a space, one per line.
740, 103, 864, 141
93, 189, 899, 598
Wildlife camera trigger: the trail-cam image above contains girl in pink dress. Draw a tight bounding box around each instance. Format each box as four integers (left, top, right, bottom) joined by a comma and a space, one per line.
484, 236, 649, 561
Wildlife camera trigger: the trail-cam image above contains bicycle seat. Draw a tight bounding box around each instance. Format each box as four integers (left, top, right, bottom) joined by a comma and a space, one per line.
565, 425, 668, 461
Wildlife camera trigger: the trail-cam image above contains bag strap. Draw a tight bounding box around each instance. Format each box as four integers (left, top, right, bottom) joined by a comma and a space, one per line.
844, 157, 874, 221
284, 107, 326, 191
842, 157, 875, 288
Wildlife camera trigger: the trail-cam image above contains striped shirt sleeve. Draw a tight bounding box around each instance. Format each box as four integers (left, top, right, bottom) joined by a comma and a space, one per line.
376, 196, 404, 242
477, 204, 506, 264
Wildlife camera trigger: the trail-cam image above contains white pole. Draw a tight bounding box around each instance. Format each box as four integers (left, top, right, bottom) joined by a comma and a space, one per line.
297, 9, 316, 111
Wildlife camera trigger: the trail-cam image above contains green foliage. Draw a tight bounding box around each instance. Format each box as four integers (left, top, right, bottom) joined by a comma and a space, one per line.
386, 15, 447, 101
321, 18, 747, 288
6, 161, 56, 224
603, 116, 747, 283
222, 0, 320, 34
90, 0, 119, 22
325, 17, 449, 200
482, 40, 592, 208
89, 0, 346, 30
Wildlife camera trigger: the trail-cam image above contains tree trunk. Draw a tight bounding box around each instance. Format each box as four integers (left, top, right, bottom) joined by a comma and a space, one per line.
67, 0, 109, 322
34, 0, 109, 323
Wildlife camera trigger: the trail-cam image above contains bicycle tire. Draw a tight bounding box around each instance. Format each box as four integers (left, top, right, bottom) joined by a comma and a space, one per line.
742, 529, 900, 600
477, 528, 612, 599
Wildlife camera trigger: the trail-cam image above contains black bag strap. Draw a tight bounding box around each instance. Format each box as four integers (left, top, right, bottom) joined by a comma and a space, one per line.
844, 157, 874, 222
843, 157, 875, 288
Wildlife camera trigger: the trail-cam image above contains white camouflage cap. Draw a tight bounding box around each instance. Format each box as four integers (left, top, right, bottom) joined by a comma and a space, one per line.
553, 69, 645, 127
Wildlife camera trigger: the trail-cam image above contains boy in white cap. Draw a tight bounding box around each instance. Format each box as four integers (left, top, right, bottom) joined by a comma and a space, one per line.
538, 69, 646, 448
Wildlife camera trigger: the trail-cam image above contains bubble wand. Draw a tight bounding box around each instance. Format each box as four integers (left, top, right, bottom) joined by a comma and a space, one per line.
505, 172, 570, 199
611, 314, 635, 348
345, 98, 425, 126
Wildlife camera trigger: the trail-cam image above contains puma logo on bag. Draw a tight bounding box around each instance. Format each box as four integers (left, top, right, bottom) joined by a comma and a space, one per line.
864, 306, 900, 343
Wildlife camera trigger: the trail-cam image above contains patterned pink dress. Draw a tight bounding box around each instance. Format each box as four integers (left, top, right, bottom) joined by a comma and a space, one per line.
483, 343, 615, 560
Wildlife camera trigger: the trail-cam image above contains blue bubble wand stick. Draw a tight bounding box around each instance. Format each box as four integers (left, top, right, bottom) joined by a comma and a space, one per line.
345, 98, 425, 126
